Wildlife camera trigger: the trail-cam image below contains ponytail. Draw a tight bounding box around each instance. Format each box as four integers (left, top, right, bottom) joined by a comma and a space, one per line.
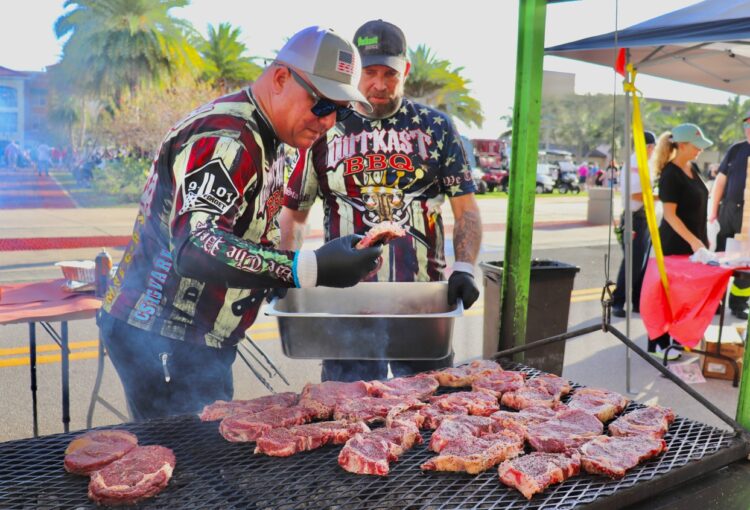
650, 132, 677, 177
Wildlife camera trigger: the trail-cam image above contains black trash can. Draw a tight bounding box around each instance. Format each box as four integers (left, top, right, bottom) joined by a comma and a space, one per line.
480, 259, 580, 375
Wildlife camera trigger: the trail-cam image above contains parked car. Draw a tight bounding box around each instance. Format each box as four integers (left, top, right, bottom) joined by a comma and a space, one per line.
472, 167, 488, 194
556, 170, 581, 194
482, 167, 509, 192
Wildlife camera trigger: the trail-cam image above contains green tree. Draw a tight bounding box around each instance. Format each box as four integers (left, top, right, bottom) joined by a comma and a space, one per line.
404, 45, 483, 129
196, 22, 262, 92
54, 0, 201, 103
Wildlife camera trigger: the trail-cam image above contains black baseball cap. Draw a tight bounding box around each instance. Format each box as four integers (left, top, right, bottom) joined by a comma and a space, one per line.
644, 130, 656, 145
353, 20, 407, 74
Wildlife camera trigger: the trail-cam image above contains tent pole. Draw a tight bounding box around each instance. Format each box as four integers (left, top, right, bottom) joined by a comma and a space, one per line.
624, 50, 635, 395
500, 0, 547, 359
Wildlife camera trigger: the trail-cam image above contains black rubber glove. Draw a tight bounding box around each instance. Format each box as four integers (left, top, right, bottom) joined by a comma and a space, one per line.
265, 287, 288, 303
315, 234, 383, 288
448, 270, 479, 309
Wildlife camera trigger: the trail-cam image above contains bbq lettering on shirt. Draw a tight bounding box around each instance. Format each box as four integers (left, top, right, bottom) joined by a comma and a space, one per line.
326, 128, 432, 173
133, 248, 173, 322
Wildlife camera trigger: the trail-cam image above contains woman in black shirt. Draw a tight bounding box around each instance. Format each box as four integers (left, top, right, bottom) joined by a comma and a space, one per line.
649, 123, 713, 353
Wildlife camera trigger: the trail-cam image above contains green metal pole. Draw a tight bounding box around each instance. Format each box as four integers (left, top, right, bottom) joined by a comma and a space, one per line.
736, 315, 750, 429
500, 0, 547, 359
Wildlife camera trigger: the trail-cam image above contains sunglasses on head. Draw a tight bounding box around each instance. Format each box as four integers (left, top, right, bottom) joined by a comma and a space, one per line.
287, 67, 354, 122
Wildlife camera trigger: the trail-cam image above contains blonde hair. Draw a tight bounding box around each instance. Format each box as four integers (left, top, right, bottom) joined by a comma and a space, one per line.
650, 131, 677, 177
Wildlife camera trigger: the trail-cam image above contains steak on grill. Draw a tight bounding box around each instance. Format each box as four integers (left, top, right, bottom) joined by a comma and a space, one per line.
88, 445, 175, 506
429, 415, 502, 452
356, 221, 406, 248
64, 430, 139, 475
498, 452, 581, 500
566, 387, 629, 422
472, 371, 526, 398
428, 391, 500, 416
429, 365, 474, 387
299, 381, 370, 419
338, 423, 422, 476
421, 430, 524, 474
418, 405, 469, 429
333, 396, 423, 424
526, 409, 604, 453
580, 435, 667, 478
219, 406, 314, 442
367, 374, 439, 400
254, 420, 370, 457
608, 405, 676, 439
386, 407, 427, 429
492, 405, 566, 429
199, 392, 298, 421
467, 359, 505, 377
501, 374, 571, 410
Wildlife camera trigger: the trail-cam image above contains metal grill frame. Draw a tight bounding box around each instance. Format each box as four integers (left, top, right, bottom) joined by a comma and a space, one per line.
0, 363, 748, 510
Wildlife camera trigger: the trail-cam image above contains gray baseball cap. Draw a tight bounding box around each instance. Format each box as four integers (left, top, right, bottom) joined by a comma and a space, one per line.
276, 26, 371, 112
672, 123, 713, 150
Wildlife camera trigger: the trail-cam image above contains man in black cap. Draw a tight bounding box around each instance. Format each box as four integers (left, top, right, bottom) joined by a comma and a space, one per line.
709, 110, 750, 319
280, 19, 482, 382
612, 130, 656, 318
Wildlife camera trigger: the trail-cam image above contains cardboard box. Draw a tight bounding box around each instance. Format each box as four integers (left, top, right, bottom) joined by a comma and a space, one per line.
702, 338, 744, 381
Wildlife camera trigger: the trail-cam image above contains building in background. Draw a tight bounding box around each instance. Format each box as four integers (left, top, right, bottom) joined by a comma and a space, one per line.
0, 65, 50, 154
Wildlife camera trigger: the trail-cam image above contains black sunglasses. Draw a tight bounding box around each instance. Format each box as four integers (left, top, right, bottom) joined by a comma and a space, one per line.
287, 67, 354, 122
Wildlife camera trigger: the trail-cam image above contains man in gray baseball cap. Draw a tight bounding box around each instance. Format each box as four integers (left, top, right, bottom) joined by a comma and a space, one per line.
98, 25, 381, 420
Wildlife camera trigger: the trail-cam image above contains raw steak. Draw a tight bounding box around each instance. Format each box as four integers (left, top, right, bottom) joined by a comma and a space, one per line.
501, 385, 560, 410
566, 387, 629, 422
526, 409, 603, 453
580, 435, 667, 478
421, 430, 524, 474
418, 405, 469, 429
467, 359, 505, 377
219, 406, 314, 442
88, 445, 175, 506
299, 381, 370, 419
492, 405, 566, 428
199, 392, 298, 421
428, 391, 500, 416
429, 415, 502, 452
429, 365, 474, 387
368, 374, 439, 400
338, 424, 422, 476
498, 452, 581, 500
64, 430, 139, 475
254, 420, 370, 457
356, 221, 406, 248
608, 405, 675, 439
386, 407, 427, 429
472, 371, 526, 398
527, 374, 572, 397
333, 396, 422, 424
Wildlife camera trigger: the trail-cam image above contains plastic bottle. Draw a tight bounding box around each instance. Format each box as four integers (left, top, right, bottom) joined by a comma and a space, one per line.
95, 248, 112, 297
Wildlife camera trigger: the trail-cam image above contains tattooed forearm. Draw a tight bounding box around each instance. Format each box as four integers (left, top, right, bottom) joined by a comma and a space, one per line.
292, 225, 305, 250
453, 210, 482, 264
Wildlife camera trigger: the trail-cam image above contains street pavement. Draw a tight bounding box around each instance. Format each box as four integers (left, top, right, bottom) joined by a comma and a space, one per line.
0, 166, 745, 443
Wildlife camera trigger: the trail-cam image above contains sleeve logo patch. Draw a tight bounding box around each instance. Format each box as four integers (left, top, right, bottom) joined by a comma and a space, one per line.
179, 159, 239, 216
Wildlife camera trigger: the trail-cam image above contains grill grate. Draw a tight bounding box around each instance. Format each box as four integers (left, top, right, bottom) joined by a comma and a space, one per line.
0, 363, 746, 509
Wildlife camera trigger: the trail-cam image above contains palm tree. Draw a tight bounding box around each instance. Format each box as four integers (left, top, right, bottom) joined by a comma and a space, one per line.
196, 22, 262, 93
404, 45, 483, 129
54, 0, 201, 103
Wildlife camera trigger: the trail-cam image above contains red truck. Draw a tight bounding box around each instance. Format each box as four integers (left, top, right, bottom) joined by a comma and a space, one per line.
472, 139, 508, 192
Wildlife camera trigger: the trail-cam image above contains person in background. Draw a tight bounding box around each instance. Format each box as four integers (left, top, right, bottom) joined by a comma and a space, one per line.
36, 143, 51, 176
578, 161, 588, 189
708, 110, 750, 319
612, 130, 656, 318
279, 19, 482, 382
98, 26, 382, 421
3, 140, 20, 169
648, 123, 713, 357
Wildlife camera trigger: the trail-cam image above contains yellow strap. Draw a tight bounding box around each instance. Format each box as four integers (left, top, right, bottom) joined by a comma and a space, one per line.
624, 64, 672, 311
730, 283, 750, 297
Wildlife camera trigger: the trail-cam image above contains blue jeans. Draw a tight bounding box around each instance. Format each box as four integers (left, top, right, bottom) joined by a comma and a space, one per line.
99, 312, 236, 421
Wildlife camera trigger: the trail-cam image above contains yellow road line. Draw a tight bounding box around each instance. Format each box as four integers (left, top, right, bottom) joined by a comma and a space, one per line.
0, 288, 608, 367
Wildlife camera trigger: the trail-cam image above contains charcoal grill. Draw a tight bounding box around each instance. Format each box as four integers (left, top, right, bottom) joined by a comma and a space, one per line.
1, 362, 748, 510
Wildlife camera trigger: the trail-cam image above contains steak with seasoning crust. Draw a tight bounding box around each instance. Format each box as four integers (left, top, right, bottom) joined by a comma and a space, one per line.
498, 452, 581, 500
367, 374, 439, 400
199, 392, 298, 421
88, 445, 175, 506
254, 420, 370, 457
356, 221, 407, 248
580, 435, 667, 478
421, 429, 524, 474
472, 371, 526, 398
333, 396, 423, 424
526, 409, 603, 453
219, 406, 314, 442
298, 381, 370, 419
338, 423, 422, 476
608, 405, 675, 439
64, 430, 139, 475
501, 374, 571, 410
566, 387, 629, 422
428, 391, 500, 416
